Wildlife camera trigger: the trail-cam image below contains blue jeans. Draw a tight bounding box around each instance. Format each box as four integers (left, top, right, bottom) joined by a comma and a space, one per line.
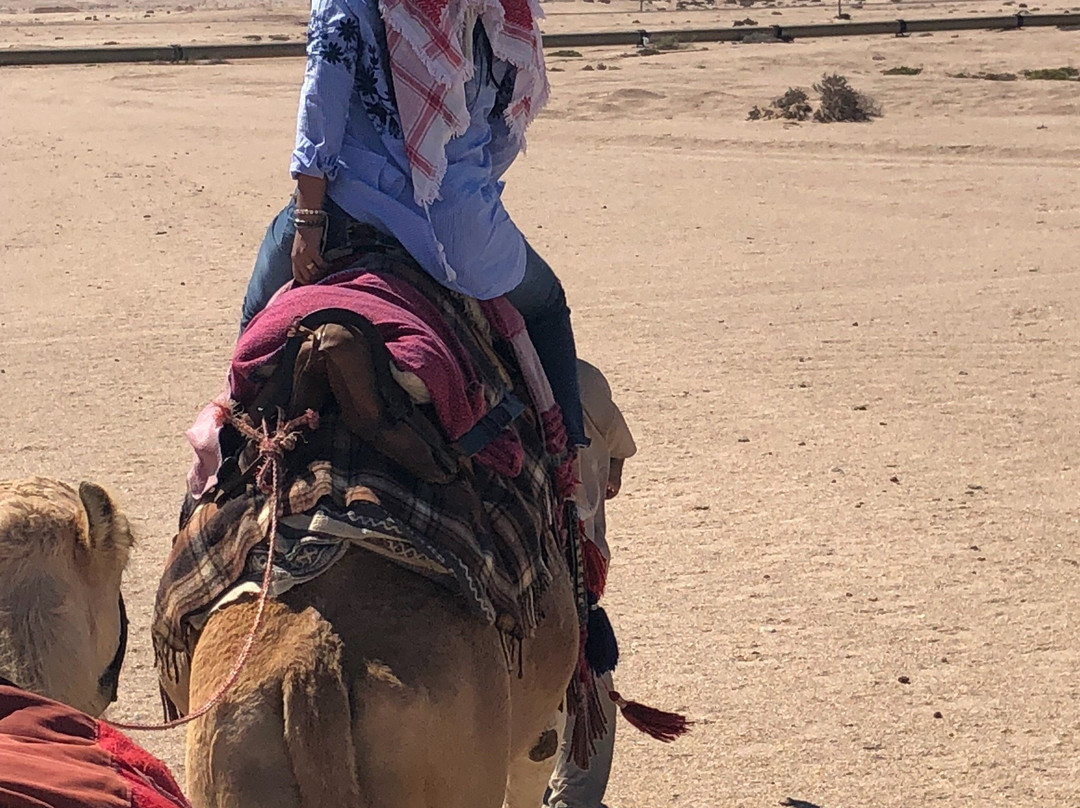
240, 203, 587, 447
506, 243, 587, 447
240, 201, 297, 330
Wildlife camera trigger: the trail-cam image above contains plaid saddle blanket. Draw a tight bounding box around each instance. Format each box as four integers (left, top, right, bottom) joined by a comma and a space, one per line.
152, 252, 576, 705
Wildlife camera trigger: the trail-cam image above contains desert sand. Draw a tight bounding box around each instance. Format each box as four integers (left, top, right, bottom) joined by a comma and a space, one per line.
2, 1, 1079, 805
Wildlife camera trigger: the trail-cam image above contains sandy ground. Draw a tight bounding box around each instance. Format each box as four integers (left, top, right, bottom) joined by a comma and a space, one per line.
2, 2, 1080, 805
5, 0, 1080, 50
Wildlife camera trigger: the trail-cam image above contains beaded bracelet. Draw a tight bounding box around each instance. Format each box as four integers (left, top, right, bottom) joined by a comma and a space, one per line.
294, 208, 327, 220
292, 218, 326, 229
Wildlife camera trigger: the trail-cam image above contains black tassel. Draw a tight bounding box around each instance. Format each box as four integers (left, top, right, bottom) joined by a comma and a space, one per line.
585, 600, 619, 675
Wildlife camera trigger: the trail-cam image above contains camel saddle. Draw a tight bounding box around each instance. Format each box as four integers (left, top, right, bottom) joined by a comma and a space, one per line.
155, 252, 575, 718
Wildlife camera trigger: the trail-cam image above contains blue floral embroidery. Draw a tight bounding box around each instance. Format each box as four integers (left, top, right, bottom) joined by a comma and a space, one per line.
307, 11, 359, 71
337, 15, 361, 45
355, 39, 402, 139
307, 7, 402, 140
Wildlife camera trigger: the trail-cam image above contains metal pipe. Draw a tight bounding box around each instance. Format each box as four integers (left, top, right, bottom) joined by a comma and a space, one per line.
1, 13, 1077, 67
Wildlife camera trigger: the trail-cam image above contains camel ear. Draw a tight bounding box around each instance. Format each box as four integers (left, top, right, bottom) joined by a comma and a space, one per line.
78, 481, 132, 551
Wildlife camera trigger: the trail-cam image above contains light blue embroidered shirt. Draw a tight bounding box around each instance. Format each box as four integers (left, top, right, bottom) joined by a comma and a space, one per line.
291, 0, 526, 300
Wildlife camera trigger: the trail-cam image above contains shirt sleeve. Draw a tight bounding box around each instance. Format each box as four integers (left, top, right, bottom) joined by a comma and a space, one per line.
290, 0, 363, 180
578, 361, 638, 460
604, 404, 637, 460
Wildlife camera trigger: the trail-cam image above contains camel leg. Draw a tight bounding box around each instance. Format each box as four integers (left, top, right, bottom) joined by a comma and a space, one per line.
502, 708, 566, 808
502, 562, 578, 808
186, 696, 302, 808
285, 551, 516, 808
349, 668, 511, 808
185, 599, 359, 808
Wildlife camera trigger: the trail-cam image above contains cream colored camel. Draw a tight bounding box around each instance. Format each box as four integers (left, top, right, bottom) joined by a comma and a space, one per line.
182, 545, 579, 808
0, 476, 134, 716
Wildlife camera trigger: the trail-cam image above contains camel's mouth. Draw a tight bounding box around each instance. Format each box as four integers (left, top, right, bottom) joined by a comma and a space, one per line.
98, 594, 128, 705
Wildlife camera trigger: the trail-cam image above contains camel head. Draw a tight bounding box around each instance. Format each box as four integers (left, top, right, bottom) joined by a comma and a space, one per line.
0, 476, 134, 716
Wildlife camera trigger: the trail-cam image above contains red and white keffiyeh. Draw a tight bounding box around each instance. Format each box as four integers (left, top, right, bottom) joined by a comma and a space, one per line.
379, 0, 548, 206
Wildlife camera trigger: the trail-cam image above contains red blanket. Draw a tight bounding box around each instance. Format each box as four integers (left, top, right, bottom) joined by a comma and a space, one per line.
187, 261, 562, 500
233, 268, 485, 443
0, 683, 190, 808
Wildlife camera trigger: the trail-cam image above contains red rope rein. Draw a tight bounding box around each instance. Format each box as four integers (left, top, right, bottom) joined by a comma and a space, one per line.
106, 408, 318, 733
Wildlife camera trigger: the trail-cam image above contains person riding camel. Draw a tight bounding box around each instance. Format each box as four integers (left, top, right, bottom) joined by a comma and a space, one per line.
239, 0, 588, 449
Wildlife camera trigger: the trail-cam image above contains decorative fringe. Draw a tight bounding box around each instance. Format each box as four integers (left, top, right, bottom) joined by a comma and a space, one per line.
564, 502, 588, 625
553, 452, 578, 503
585, 599, 619, 675
608, 689, 693, 743
474, 428, 524, 477
540, 405, 568, 457
582, 538, 608, 598
565, 476, 608, 768
567, 647, 609, 769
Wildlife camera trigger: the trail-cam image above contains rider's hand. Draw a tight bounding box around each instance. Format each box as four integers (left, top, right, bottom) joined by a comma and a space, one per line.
291, 226, 327, 285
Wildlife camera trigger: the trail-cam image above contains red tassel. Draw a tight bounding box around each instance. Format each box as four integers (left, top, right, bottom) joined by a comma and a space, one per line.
608, 690, 692, 743
582, 538, 608, 598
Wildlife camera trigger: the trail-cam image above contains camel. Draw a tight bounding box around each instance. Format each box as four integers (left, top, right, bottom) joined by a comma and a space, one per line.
1, 476, 193, 808
166, 265, 588, 807
181, 544, 579, 808
0, 476, 133, 716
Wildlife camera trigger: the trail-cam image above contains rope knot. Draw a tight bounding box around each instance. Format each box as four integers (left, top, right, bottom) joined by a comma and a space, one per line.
223, 406, 320, 495
107, 405, 318, 734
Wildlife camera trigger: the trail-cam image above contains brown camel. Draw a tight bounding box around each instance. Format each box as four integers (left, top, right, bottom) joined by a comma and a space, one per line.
169, 287, 584, 806
0, 476, 133, 715
181, 541, 579, 808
